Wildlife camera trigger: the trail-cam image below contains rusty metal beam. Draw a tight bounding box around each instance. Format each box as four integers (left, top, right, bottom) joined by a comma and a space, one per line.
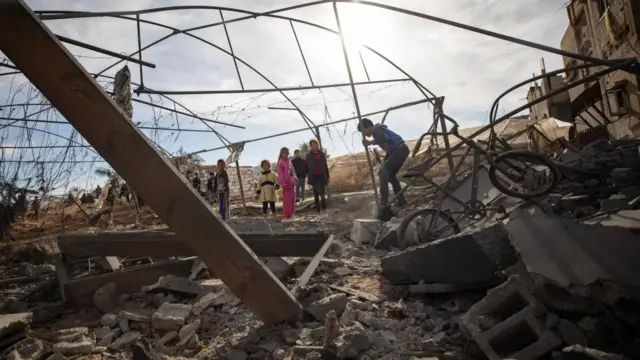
64, 258, 196, 308
57, 230, 330, 258
0, 0, 301, 324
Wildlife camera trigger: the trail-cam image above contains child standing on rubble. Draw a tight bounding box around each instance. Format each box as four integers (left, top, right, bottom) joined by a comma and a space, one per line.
214, 159, 231, 220
256, 160, 279, 219
277, 147, 297, 221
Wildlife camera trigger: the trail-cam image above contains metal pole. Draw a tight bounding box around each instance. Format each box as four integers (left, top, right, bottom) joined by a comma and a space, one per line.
290, 20, 314, 86
332, 1, 380, 209
135, 14, 144, 88
219, 10, 244, 90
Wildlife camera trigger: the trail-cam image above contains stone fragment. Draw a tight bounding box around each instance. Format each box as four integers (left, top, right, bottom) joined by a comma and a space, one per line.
151, 303, 192, 330
53, 327, 89, 342
97, 329, 121, 347
381, 222, 516, 284
323, 310, 340, 346
350, 219, 381, 245
45, 354, 66, 360
0, 313, 32, 340
333, 267, 351, 276
101, 313, 118, 327
132, 339, 160, 360
176, 332, 198, 350
6, 338, 44, 360
281, 329, 302, 345
374, 217, 418, 250
94, 326, 112, 340
335, 322, 372, 359
188, 259, 207, 281
119, 318, 130, 333
19, 263, 55, 276
141, 275, 204, 296
119, 311, 150, 322
109, 331, 141, 350
192, 292, 225, 315
52, 338, 94, 355
305, 294, 348, 321
93, 282, 118, 313
179, 319, 201, 340
158, 331, 178, 346
559, 344, 628, 360
264, 257, 292, 281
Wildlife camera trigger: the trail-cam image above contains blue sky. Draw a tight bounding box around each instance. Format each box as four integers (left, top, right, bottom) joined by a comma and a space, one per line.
0, 0, 569, 194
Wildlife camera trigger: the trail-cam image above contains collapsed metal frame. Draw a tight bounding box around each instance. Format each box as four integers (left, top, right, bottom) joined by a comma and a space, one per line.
21, 0, 638, 210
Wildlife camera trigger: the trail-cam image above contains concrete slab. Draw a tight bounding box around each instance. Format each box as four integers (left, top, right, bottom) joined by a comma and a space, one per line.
0, 313, 32, 338
505, 206, 640, 288
582, 210, 640, 231
381, 223, 517, 284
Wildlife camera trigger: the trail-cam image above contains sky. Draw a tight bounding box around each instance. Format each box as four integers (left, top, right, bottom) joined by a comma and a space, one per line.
0, 0, 570, 194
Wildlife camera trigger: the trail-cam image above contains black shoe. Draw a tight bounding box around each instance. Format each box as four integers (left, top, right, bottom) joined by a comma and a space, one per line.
377, 205, 395, 222
397, 199, 408, 207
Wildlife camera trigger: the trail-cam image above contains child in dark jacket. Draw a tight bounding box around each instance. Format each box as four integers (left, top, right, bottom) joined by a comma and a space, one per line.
305, 139, 329, 214
214, 159, 231, 220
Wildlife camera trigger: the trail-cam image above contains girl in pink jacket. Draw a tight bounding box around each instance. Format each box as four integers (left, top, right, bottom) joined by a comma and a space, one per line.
277, 147, 297, 220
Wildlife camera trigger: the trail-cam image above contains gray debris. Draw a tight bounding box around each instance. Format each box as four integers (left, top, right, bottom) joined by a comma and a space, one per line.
93, 282, 118, 313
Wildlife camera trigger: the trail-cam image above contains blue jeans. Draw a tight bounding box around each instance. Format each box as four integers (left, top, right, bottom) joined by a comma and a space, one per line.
379, 144, 409, 206
295, 177, 306, 200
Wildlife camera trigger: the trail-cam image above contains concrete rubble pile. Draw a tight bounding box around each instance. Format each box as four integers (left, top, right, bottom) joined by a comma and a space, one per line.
545, 138, 640, 218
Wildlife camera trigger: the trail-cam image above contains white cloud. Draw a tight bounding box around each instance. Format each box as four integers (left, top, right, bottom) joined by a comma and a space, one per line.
1, 0, 571, 189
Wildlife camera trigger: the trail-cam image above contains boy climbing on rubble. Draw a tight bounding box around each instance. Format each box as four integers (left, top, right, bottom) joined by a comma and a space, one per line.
358, 117, 408, 209
214, 159, 231, 220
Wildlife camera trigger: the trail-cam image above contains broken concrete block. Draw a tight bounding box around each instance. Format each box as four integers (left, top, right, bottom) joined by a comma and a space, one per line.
19, 263, 55, 276
558, 344, 630, 360
119, 311, 150, 323
599, 197, 631, 212
373, 217, 418, 250
264, 257, 292, 281
141, 275, 204, 296
93, 282, 118, 313
176, 332, 198, 350
558, 319, 587, 346
305, 294, 348, 321
93, 326, 112, 340
381, 222, 516, 284
45, 353, 66, 360
333, 267, 351, 277
151, 303, 192, 331
188, 259, 207, 281
119, 318, 130, 333
6, 338, 44, 360
101, 313, 118, 327
460, 276, 561, 360
350, 219, 381, 245
334, 322, 372, 359
53, 327, 89, 342
108, 331, 140, 350
158, 331, 178, 346
52, 337, 94, 355
191, 291, 227, 316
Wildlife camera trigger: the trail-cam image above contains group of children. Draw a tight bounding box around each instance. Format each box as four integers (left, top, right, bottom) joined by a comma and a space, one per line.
189, 159, 232, 220
257, 139, 329, 221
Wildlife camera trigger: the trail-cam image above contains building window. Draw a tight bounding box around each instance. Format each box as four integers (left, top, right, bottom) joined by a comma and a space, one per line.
607, 88, 629, 116
597, 0, 610, 18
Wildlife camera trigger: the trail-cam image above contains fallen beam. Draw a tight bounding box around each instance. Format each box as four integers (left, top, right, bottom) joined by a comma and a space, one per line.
57, 230, 330, 258
0, 0, 301, 324
63, 258, 196, 308
292, 235, 335, 295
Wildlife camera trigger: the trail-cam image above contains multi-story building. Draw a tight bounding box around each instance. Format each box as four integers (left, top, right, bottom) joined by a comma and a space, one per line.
560, 0, 640, 137
527, 59, 573, 122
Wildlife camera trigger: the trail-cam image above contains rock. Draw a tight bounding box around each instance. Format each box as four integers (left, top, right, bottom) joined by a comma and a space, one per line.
158, 331, 178, 346
52, 338, 94, 355
119, 318, 130, 333
93, 282, 118, 313
101, 313, 118, 327
333, 267, 352, 277
94, 326, 112, 340
273, 348, 286, 360
374, 216, 418, 250
558, 319, 587, 346
228, 349, 248, 360
19, 263, 55, 276
305, 294, 348, 321
119, 311, 150, 322
176, 332, 198, 350
109, 331, 141, 350
264, 257, 292, 281
97, 329, 121, 347
179, 319, 201, 340
381, 222, 516, 284
141, 275, 204, 296
559, 344, 629, 359
132, 339, 160, 360
351, 219, 381, 245
304, 351, 323, 360
188, 259, 207, 281
53, 327, 89, 342
151, 303, 192, 330
545, 313, 561, 329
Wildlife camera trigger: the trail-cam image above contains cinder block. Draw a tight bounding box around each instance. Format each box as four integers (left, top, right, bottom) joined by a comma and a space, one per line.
460, 276, 561, 360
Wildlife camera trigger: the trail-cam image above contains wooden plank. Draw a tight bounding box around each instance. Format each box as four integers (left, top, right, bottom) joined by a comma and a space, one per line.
291, 235, 335, 295
57, 230, 329, 258
66, 258, 196, 308
0, 0, 301, 324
